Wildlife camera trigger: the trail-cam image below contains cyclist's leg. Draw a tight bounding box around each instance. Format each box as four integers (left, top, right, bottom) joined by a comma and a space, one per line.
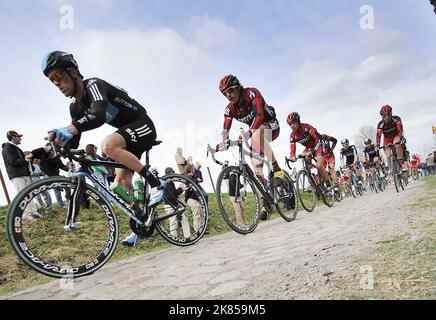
251, 121, 282, 174
315, 153, 330, 186
328, 157, 339, 186
394, 136, 404, 161
101, 117, 161, 189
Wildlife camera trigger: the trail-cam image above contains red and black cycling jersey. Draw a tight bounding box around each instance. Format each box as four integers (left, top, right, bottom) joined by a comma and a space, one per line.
376, 115, 403, 145
321, 134, 337, 155
363, 144, 379, 163
70, 78, 148, 134
223, 87, 276, 136
289, 123, 322, 158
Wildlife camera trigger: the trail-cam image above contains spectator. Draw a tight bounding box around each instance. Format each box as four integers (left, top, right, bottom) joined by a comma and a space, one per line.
426, 153, 435, 175
85, 144, 108, 186
184, 166, 205, 236
25, 151, 52, 213
163, 167, 191, 239
1, 131, 41, 220
175, 147, 192, 174
27, 143, 71, 208
192, 161, 209, 204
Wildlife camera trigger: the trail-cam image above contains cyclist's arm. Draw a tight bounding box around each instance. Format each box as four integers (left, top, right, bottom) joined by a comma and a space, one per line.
290, 134, 297, 159
329, 136, 338, 151
71, 81, 108, 133
395, 117, 404, 139
376, 126, 382, 147
353, 147, 358, 164
248, 88, 266, 136
339, 152, 345, 168
222, 107, 233, 142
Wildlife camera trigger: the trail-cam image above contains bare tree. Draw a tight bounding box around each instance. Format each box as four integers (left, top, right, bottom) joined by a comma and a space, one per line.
354, 125, 376, 153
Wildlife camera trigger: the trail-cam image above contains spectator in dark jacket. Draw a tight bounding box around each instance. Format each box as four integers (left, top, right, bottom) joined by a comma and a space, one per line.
184, 165, 204, 235
1, 131, 41, 220
27, 144, 71, 207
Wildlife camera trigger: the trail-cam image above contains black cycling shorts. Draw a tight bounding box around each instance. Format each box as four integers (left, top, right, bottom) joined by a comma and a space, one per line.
116, 114, 157, 159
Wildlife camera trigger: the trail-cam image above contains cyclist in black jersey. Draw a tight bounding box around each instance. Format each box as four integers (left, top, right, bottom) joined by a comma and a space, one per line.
339, 138, 363, 184
363, 139, 385, 176
40, 51, 164, 245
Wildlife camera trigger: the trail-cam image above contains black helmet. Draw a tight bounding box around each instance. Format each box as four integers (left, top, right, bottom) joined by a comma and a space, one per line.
165, 167, 175, 175
341, 138, 349, 145
365, 138, 372, 145
41, 51, 79, 77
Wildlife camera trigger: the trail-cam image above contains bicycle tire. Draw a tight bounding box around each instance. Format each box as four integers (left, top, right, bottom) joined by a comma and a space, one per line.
392, 159, 401, 193
274, 171, 298, 222
6, 176, 119, 279
216, 166, 260, 234
296, 170, 316, 212
154, 174, 209, 246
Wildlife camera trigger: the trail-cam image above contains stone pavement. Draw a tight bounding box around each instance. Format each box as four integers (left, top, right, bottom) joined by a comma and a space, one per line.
2, 182, 427, 300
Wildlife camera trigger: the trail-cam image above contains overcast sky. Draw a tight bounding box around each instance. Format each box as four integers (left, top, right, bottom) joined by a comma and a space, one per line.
1, 1, 435, 205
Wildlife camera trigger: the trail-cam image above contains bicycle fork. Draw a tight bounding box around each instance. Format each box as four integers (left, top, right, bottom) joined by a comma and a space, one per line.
64, 175, 86, 230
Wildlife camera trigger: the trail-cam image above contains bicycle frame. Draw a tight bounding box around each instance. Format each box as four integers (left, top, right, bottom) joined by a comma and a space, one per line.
286, 155, 324, 197
207, 131, 278, 207
57, 146, 186, 230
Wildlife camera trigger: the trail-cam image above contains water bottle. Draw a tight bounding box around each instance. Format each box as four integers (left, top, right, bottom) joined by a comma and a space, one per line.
133, 179, 145, 203
110, 182, 134, 203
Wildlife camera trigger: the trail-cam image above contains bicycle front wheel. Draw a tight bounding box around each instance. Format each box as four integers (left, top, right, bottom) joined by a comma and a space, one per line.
153, 174, 209, 246
216, 166, 260, 234
6, 176, 119, 279
274, 171, 298, 222
296, 170, 317, 212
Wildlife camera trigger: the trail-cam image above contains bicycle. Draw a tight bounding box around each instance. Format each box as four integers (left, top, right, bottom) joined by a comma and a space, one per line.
342, 164, 364, 197
287, 154, 335, 212
6, 141, 209, 278
365, 163, 379, 194
207, 134, 298, 235
380, 142, 407, 193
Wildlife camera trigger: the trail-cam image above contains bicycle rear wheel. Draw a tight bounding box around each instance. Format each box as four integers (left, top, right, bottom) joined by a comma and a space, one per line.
274, 171, 298, 222
296, 170, 317, 212
6, 177, 119, 279
216, 166, 260, 234
153, 174, 208, 246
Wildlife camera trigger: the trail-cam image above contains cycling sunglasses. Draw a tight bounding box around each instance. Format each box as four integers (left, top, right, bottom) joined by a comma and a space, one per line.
222, 86, 239, 95
49, 70, 65, 83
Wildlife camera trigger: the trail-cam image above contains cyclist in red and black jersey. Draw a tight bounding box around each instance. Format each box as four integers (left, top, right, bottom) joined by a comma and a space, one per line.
376, 104, 407, 173
217, 75, 284, 220
287, 112, 332, 191
321, 134, 339, 191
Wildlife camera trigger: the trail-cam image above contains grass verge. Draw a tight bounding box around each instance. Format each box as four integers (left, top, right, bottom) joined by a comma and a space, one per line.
332, 175, 436, 300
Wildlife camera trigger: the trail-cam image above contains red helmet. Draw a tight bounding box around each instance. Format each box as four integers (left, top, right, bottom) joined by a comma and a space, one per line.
380, 105, 392, 116
286, 112, 300, 125
219, 74, 241, 93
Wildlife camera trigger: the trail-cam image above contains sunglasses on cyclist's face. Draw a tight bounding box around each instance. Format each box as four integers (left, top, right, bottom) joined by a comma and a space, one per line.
48, 70, 65, 83
223, 86, 238, 96
382, 114, 392, 119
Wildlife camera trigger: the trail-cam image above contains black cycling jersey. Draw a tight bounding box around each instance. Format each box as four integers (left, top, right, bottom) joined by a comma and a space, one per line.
364, 145, 379, 163
340, 145, 358, 166
69, 78, 157, 158
71, 78, 147, 132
